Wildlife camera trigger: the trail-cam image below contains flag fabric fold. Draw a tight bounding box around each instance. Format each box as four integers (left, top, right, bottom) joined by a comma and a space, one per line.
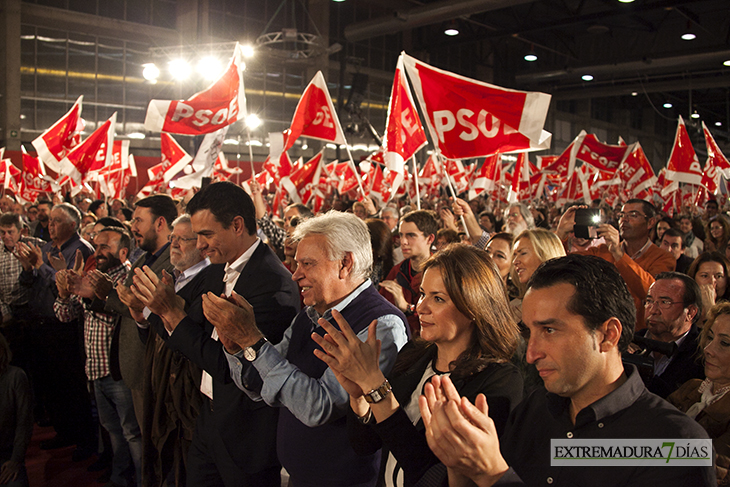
32, 96, 85, 173
144, 44, 246, 135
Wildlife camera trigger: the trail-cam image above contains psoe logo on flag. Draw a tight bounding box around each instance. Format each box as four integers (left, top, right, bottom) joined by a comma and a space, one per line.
551, 439, 712, 467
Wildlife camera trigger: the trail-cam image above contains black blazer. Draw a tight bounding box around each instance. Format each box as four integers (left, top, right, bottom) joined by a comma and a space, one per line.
348, 343, 523, 487
639, 325, 705, 398
161, 242, 300, 475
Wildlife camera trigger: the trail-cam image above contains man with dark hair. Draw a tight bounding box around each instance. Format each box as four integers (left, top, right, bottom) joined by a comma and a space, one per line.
380, 209, 438, 335
557, 199, 675, 330
705, 199, 719, 222
119, 214, 212, 487
28, 200, 52, 241
102, 194, 177, 426
679, 214, 704, 259
638, 271, 705, 398
130, 181, 300, 487
660, 228, 694, 274
418, 254, 714, 486
54, 226, 141, 487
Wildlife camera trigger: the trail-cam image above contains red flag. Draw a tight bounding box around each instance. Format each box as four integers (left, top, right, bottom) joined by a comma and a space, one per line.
283, 72, 347, 151
575, 133, 631, 173
144, 44, 246, 135
508, 153, 533, 202
618, 142, 656, 201
160, 133, 193, 182
98, 140, 133, 199
0, 159, 21, 195
469, 154, 501, 200
18, 148, 55, 202
665, 116, 702, 185
335, 161, 359, 194
701, 121, 730, 195
402, 52, 551, 160
58, 112, 116, 183
281, 150, 325, 204
32, 95, 84, 173
383, 55, 428, 174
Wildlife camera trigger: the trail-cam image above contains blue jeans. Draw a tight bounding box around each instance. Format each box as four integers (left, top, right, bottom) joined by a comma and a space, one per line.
94, 375, 142, 487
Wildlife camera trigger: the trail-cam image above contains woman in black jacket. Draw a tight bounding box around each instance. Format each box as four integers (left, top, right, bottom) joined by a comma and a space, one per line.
313, 244, 523, 487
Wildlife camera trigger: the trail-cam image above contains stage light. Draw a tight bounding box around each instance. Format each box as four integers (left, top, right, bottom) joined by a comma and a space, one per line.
198, 56, 222, 80
524, 53, 537, 62
663, 102, 673, 109
142, 63, 160, 81
691, 111, 700, 119
444, 20, 459, 36
169, 59, 191, 80
127, 132, 145, 139
245, 114, 262, 129
582, 74, 594, 81
242, 45, 255, 58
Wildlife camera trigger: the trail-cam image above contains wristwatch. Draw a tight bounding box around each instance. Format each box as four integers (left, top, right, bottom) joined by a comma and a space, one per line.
363, 379, 393, 404
243, 337, 268, 362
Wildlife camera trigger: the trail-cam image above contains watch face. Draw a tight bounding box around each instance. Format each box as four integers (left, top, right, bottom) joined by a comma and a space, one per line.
243, 347, 257, 362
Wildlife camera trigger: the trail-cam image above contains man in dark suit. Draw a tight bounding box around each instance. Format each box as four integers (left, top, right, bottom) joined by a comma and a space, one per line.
101, 194, 178, 426
119, 214, 214, 487
131, 182, 300, 487
639, 271, 705, 398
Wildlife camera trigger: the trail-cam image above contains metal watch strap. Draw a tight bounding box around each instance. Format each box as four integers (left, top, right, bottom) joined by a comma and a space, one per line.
363, 379, 393, 404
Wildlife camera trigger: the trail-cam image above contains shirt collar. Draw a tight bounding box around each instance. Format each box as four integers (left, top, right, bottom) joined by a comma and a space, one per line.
223, 238, 260, 281
546, 364, 645, 428
305, 279, 371, 325
622, 238, 652, 260
181, 257, 211, 280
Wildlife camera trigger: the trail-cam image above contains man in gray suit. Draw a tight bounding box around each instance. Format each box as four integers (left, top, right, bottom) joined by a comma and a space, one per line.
96, 194, 177, 425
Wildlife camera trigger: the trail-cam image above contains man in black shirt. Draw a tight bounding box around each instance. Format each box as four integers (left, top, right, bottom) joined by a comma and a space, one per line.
418, 255, 714, 486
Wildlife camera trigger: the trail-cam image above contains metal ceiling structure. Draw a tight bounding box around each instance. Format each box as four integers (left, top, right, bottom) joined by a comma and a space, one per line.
3, 0, 729, 165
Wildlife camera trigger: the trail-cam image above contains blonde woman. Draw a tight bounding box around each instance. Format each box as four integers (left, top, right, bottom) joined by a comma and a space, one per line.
509, 229, 566, 321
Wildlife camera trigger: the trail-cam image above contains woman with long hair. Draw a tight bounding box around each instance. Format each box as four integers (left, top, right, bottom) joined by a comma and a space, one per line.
689, 251, 730, 318
509, 229, 566, 321
705, 216, 730, 253
312, 244, 522, 487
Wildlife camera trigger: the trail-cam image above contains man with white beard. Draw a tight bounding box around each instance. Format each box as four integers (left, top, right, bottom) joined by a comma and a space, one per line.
503, 203, 535, 235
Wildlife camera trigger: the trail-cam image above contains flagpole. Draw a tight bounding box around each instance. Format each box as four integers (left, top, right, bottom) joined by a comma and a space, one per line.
412, 156, 421, 210
236, 135, 242, 186
246, 127, 256, 180
436, 151, 470, 240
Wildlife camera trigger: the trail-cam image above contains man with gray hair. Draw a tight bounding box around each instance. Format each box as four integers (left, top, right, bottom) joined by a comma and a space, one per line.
14, 202, 96, 458
211, 211, 410, 487
503, 202, 535, 235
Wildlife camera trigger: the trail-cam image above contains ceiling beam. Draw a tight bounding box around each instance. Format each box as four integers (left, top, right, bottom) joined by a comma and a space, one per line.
344, 0, 536, 42
21, 3, 179, 45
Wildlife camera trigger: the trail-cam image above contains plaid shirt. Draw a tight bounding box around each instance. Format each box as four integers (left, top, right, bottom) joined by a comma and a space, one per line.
257, 215, 286, 252
0, 236, 45, 320
53, 262, 130, 381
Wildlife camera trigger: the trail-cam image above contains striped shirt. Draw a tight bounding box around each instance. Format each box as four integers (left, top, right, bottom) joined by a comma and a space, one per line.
53, 262, 130, 381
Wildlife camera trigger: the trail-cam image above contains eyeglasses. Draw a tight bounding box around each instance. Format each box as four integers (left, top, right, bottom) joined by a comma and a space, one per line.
616, 211, 647, 220
643, 297, 684, 310
168, 235, 197, 244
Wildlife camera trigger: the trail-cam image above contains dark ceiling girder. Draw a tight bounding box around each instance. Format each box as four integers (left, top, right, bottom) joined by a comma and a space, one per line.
344, 0, 537, 42
21, 3, 179, 45
515, 49, 730, 84
550, 74, 730, 100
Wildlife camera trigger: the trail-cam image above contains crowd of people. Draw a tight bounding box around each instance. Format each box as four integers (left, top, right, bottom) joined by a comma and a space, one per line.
0, 184, 729, 487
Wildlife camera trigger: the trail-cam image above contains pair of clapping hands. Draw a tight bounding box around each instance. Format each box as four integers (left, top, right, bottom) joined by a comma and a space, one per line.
119, 266, 260, 348
55, 249, 113, 301
313, 311, 508, 487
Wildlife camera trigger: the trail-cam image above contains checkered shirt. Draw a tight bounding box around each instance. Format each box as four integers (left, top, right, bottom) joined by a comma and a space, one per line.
0, 236, 45, 320
53, 262, 130, 380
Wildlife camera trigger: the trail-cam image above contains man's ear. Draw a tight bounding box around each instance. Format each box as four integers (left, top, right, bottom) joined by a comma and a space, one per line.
686, 304, 699, 324
155, 216, 167, 233
339, 252, 354, 279
426, 233, 436, 246
231, 215, 246, 236
598, 317, 623, 353
119, 247, 129, 263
